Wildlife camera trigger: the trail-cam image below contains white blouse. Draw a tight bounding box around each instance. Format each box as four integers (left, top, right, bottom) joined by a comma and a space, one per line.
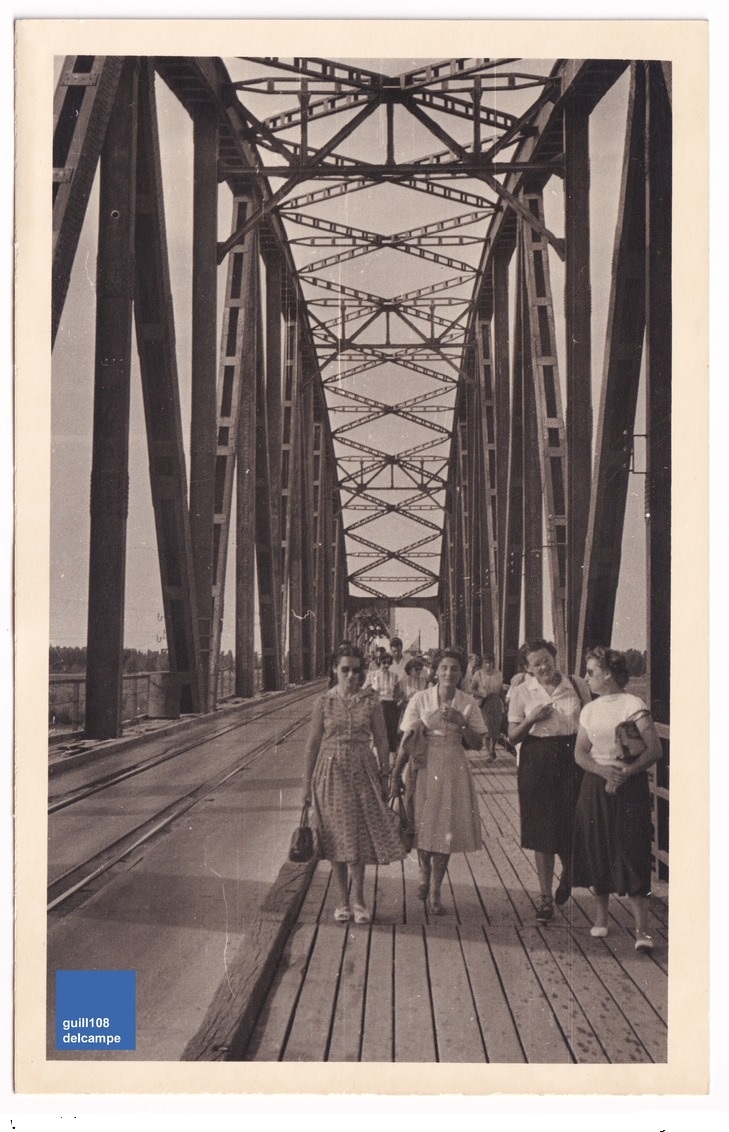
507, 673, 589, 737
579, 693, 649, 767
400, 685, 488, 736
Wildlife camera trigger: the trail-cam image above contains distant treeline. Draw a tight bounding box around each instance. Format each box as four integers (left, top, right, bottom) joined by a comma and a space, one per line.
622, 649, 647, 676
49, 647, 236, 674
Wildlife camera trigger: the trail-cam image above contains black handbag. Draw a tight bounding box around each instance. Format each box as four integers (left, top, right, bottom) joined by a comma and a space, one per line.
390, 791, 414, 855
289, 804, 315, 863
615, 710, 651, 764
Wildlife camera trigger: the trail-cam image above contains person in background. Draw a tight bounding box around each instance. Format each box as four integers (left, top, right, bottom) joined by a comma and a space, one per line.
470, 653, 505, 761
302, 645, 404, 925
394, 649, 487, 916
365, 652, 405, 759
507, 639, 590, 924
572, 646, 663, 950
462, 653, 481, 692
402, 656, 429, 701
388, 637, 407, 684
425, 653, 439, 686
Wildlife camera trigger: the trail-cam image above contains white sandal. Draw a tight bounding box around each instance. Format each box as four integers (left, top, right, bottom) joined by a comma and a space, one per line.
333, 906, 351, 922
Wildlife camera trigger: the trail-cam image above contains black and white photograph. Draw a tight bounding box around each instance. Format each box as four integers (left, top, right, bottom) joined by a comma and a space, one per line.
13, 17, 710, 1098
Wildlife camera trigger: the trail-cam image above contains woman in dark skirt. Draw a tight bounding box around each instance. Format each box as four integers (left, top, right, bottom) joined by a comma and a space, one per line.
572, 647, 663, 950
507, 640, 590, 923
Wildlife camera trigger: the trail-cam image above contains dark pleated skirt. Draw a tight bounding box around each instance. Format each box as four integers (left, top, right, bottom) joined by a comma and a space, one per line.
381, 700, 401, 752
517, 734, 582, 855
572, 770, 652, 897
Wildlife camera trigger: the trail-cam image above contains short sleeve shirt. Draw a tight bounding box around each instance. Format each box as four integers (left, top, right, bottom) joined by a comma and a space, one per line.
507, 673, 588, 737
400, 685, 488, 737
579, 693, 649, 767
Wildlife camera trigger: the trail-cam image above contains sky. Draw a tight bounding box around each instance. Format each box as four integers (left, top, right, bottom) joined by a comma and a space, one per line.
50, 56, 648, 660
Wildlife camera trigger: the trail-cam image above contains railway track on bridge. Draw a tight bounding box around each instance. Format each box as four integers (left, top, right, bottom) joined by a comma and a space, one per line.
47, 684, 322, 914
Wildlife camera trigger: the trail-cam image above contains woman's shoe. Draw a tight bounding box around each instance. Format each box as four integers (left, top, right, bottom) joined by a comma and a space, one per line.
333, 906, 351, 922
352, 903, 371, 925
634, 930, 654, 951
536, 897, 554, 923
554, 872, 572, 906
590, 925, 609, 938
427, 897, 446, 916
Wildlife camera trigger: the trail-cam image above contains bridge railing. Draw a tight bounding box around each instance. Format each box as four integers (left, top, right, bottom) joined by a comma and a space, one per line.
651, 722, 670, 882
49, 662, 241, 738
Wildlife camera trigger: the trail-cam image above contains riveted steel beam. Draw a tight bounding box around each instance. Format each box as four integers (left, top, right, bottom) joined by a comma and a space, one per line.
134, 61, 202, 715
85, 60, 139, 740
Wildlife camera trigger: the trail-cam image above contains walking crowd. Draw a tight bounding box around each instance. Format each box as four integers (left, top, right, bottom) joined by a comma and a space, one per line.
301, 634, 662, 952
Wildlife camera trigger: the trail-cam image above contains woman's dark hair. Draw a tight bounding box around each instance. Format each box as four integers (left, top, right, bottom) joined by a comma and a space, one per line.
434, 647, 465, 673
482, 652, 495, 664
518, 639, 558, 668
586, 646, 630, 689
329, 644, 365, 687
404, 657, 422, 675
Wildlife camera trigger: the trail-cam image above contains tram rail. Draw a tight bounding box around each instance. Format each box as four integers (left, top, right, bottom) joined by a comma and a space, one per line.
47, 686, 322, 913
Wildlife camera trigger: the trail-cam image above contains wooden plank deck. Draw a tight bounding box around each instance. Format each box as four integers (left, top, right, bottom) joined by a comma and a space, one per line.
241, 747, 668, 1063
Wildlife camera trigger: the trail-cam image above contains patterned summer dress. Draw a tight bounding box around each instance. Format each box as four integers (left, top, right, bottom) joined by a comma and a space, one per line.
310, 688, 404, 865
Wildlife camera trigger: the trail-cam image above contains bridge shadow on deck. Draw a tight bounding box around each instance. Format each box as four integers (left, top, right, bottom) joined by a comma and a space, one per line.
241, 750, 668, 1064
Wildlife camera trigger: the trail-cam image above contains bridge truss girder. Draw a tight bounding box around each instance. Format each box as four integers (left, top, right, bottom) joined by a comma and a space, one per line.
52, 54, 671, 775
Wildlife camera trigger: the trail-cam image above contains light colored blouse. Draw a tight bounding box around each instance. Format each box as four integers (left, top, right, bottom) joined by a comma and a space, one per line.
400, 685, 488, 737
507, 673, 589, 737
579, 693, 650, 768
471, 668, 504, 698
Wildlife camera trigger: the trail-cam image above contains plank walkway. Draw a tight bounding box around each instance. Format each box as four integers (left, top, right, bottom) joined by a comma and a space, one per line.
241, 747, 668, 1064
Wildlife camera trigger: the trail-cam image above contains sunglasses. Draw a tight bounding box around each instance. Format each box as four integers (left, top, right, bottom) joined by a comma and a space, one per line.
339, 666, 361, 674
382, 660, 392, 665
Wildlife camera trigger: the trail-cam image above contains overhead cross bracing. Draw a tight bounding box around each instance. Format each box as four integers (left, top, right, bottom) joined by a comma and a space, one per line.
52, 49, 671, 828
222, 56, 562, 607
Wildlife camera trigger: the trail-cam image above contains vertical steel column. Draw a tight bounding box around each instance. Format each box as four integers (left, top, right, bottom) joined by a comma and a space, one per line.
189, 104, 219, 710
645, 61, 672, 725
299, 343, 316, 680
330, 505, 347, 655
457, 415, 472, 652
235, 230, 260, 699
577, 66, 647, 660
441, 510, 458, 648
312, 414, 331, 674
209, 195, 255, 702
492, 247, 511, 612
501, 236, 526, 680
283, 300, 304, 683
264, 249, 284, 685
133, 61, 202, 714
521, 193, 569, 661
52, 56, 124, 345
564, 95, 593, 673
465, 367, 484, 654
645, 62, 672, 879
254, 284, 284, 691
475, 316, 500, 657
522, 253, 544, 641
85, 59, 139, 739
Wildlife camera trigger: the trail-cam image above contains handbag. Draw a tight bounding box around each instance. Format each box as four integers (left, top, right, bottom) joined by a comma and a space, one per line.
390, 790, 414, 855
289, 803, 315, 863
614, 710, 651, 764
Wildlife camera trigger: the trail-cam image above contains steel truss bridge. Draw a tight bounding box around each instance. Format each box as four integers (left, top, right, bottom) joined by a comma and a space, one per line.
52, 56, 671, 800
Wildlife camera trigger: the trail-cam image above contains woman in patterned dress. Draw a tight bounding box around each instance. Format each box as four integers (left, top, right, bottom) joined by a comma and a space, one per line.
394, 649, 487, 916
301, 645, 405, 925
